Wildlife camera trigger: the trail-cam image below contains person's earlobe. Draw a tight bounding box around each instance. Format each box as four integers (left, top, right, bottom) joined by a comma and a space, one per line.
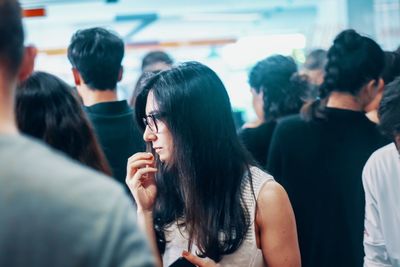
72, 68, 81, 86
18, 46, 37, 83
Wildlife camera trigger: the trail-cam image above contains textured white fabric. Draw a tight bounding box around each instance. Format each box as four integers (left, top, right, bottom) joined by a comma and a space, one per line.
162, 166, 273, 266
363, 143, 400, 267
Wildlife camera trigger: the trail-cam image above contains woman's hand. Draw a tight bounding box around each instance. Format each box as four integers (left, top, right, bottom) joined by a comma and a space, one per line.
182, 251, 220, 267
126, 152, 158, 212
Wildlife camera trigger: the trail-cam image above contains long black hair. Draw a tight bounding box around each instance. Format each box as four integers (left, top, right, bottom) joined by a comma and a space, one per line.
249, 54, 310, 122
135, 62, 254, 262
16, 71, 111, 175
129, 71, 157, 108
303, 29, 385, 120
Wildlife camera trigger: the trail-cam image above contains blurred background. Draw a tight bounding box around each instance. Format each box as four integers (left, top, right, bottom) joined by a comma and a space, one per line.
20, 0, 400, 122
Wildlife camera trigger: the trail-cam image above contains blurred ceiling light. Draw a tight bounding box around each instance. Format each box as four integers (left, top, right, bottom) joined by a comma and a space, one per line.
20, 0, 108, 7
221, 33, 306, 69
182, 13, 262, 22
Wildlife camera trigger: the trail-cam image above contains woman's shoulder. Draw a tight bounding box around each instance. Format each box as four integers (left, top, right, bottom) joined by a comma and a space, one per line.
255, 180, 293, 232
249, 166, 274, 181
246, 166, 291, 206
242, 166, 275, 199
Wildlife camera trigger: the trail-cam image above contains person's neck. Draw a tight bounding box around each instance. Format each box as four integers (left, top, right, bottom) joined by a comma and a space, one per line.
79, 85, 119, 107
326, 91, 364, 112
0, 78, 18, 135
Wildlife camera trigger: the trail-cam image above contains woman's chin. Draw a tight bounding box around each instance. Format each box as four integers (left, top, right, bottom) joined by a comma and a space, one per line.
158, 155, 171, 165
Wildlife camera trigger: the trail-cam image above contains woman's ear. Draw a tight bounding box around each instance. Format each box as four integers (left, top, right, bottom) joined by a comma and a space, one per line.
376, 78, 384, 94
364, 78, 384, 112
18, 46, 37, 82
363, 78, 384, 105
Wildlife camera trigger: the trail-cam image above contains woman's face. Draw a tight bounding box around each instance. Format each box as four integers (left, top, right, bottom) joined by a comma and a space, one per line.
143, 91, 174, 164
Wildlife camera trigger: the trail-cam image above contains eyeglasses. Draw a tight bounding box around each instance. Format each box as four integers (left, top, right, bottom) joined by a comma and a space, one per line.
142, 113, 164, 133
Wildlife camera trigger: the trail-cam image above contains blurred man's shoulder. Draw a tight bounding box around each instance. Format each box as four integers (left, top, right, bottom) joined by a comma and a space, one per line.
0, 134, 124, 205
0, 134, 154, 267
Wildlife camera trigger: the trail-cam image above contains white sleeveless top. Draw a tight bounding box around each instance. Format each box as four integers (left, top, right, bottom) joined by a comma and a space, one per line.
162, 166, 274, 266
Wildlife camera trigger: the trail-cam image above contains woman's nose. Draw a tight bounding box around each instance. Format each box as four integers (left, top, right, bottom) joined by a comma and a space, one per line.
143, 125, 156, 142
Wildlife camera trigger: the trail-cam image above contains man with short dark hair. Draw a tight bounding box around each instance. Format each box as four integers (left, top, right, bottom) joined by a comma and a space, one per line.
68, 27, 144, 188
363, 77, 400, 266
141, 50, 173, 72
0, 1, 153, 266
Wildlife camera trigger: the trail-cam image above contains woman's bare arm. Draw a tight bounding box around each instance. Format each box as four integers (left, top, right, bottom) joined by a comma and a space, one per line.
256, 181, 301, 267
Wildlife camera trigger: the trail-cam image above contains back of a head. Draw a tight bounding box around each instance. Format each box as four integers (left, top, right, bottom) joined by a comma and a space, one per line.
141, 50, 173, 72
320, 29, 384, 98
378, 76, 400, 141
67, 27, 124, 90
381, 51, 400, 85
0, 0, 24, 78
303, 49, 328, 71
302, 49, 327, 88
249, 54, 309, 121
16, 71, 111, 174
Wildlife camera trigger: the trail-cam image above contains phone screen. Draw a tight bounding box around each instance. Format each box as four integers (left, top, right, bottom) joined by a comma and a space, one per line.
168, 257, 196, 267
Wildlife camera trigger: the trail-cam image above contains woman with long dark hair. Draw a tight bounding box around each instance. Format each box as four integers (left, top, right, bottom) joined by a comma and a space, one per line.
126, 62, 300, 267
267, 29, 389, 267
239, 55, 310, 166
129, 71, 157, 108
16, 71, 111, 175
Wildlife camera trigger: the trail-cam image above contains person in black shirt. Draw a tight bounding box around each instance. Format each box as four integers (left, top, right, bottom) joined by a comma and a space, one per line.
267, 29, 389, 267
239, 55, 310, 166
67, 27, 144, 189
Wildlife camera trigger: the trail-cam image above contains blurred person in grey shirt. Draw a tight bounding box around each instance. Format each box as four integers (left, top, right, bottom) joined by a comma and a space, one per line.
0, 1, 154, 266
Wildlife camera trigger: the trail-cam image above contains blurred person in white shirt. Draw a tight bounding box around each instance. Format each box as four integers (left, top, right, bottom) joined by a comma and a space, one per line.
363, 76, 400, 267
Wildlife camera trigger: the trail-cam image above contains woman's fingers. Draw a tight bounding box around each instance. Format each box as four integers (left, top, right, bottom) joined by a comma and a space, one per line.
126, 167, 157, 192
127, 152, 153, 165
126, 159, 155, 177
135, 167, 158, 180
126, 152, 155, 177
126, 166, 157, 183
